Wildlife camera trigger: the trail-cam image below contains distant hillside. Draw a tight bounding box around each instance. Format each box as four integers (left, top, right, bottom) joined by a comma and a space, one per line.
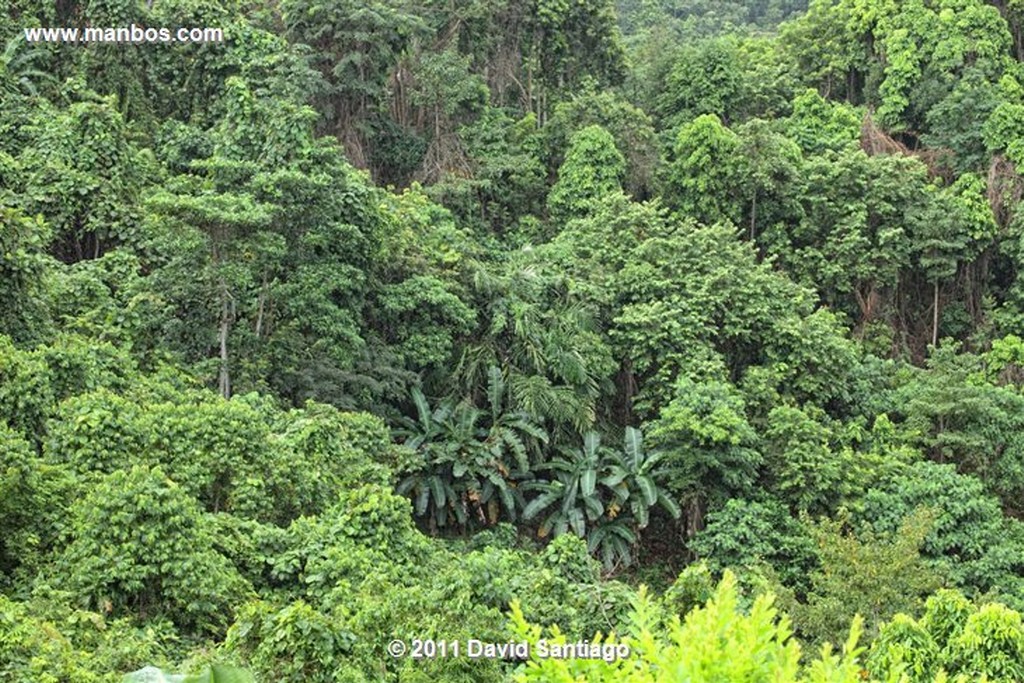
617, 0, 810, 36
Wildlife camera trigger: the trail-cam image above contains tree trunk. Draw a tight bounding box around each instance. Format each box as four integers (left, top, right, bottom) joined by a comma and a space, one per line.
685, 495, 705, 539
749, 188, 758, 242
932, 280, 940, 349
218, 283, 232, 399
255, 276, 268, 338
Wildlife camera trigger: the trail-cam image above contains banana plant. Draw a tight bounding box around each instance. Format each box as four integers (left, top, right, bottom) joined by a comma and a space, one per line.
605, 426, 682, 529
394, 388, 478, 529
522, 431, 606, 538
0, 36, 52, 97
480, 366, 549, 474
585, 517, 638, 570
522, 427, 680, 569
394, 370, 547, 529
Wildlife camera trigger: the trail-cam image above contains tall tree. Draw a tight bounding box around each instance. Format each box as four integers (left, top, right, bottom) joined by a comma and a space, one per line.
666, 114, 743, 225
547, 124, 626, 227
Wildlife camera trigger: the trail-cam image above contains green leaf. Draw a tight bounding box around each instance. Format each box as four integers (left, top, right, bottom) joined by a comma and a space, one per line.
411, 388, 431, 430
568, 508, 586, 537
429, 476, 446, 509
187, 666, 255, 683
635, 504, 649, 528
405, 478, 424, 513
125, 666, 254, 683
624, 426, 643, 469
601, 467, 628, 488
498, 483, 516, 521
486, 365, 504, 416
561, 479, 579, 517
636, 475, 658, 507
524, 488, 563, 520
580, 467, 597, 498
657, 492, 682, 519
582, 494, 604, 520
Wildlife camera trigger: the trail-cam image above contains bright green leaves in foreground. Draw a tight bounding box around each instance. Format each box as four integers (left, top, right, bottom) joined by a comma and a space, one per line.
513, 570, 1024, 682
512, 571, 859, 682
868, 589, 1024, 682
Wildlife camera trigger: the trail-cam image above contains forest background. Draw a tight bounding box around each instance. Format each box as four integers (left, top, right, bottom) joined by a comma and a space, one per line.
5, 0, 1024, 680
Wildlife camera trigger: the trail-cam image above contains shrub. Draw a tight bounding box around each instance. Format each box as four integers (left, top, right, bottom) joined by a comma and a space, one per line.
56, 465, 252, 634
0, 425, 78, 587
224, 600, 354, 683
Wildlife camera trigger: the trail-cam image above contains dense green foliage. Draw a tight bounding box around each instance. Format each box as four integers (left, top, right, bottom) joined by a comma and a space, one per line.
6, 0, 1024, 679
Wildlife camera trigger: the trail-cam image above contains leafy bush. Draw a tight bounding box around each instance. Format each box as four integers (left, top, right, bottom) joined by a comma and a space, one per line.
858, 460, 1024, 605
0, 335, 54, 442
46, 378, 397, 527
459, 534, 633, 637
56, 465, 253, 634
522, 428, 679, 569
868, 614, 942, 682
869, 589, 1024, 682
0, 425, 78, 587
224, 600, 353, 683
395, 375, 546, 531
691, 496, 817, 592
137, 400, 280, 522
947, 603, 1024, 681
0, 594, 102, 683
787, 509, 942, 646
268, 483, 433, 606
277, 402, 394, 518
45, 388, 146, 475
547, 124, 626, 224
